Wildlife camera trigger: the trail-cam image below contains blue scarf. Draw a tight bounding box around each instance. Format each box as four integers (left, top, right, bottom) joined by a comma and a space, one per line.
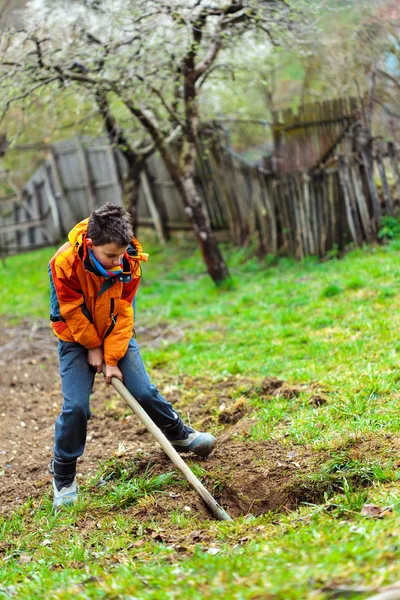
88, 248, 124, 279
87, 248, 132, 297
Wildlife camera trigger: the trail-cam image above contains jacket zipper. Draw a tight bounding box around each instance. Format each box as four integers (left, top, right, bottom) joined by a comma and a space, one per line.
104, 298, 117, 339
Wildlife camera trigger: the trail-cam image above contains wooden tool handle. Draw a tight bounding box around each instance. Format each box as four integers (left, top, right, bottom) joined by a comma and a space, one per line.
104, 368, 232, 522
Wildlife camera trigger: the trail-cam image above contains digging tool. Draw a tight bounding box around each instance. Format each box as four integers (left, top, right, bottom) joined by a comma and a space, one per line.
103, 367, 232, 522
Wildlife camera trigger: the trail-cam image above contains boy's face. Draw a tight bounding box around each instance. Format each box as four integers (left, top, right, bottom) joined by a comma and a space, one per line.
86, 239, 128, 270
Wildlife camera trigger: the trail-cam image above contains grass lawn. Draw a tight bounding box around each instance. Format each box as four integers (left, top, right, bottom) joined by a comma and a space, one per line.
2, 234, 400, 599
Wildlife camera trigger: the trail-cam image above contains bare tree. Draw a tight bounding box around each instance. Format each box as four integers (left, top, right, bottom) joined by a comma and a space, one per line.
0, 0, 308, 284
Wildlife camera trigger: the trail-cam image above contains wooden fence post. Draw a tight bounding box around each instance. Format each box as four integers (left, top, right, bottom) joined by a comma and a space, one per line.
302, 172, 316, 255
47, 148, 69, 235
140, 170, 166, 245
376, 145, 393, 216
338, 154, 363, 246
75, 137, 96, 213
350, 161, 375, 241
43, 163, 62, 240
387, 141, 400, 203
357, 128, 382, 225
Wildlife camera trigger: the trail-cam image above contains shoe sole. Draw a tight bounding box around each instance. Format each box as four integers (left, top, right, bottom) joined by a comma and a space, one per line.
53, 494, 78, 510
173, 437, 217, 458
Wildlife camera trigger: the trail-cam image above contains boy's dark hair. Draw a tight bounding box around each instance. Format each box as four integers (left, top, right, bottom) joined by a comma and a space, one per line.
87, 203, 133, 247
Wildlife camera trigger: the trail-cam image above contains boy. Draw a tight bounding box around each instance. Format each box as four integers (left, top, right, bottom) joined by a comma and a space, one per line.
49, 203, 215, 508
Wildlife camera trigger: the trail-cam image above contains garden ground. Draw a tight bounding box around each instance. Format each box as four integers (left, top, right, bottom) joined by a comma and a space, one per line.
2, 235, 400, 599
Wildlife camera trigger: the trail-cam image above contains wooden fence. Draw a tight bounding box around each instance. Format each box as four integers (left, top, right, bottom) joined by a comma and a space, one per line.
1, 97, 400, 261
0, 137, 123, 255
0, 135, 231, 255
271, 96, 361, 173
198, 128, 400, 258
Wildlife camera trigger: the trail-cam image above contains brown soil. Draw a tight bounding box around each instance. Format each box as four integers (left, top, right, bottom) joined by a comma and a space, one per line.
118, 439, 329, 521
0, 318, 395, 523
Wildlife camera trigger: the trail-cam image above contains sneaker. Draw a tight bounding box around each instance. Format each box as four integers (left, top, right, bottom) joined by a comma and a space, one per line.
52, 476, 78, 509
170, 428, 216, 458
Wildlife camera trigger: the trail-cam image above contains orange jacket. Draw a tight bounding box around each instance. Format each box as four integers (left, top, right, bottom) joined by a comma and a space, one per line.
49, 218, 148, 366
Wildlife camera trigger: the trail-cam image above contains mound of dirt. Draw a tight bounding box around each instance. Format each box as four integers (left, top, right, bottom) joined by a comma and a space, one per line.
116, 439, 328, 520
218, 397, 249, 424
259, 377, 302, 400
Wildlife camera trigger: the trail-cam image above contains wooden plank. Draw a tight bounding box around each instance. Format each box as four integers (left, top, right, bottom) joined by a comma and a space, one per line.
302, 172, 316, 255
325, 171, 334, 251
251, 170, 269, 254
232, 158, 250, 244
137, 217, 192, 230
75, 137, 96, 213
43, 164, 62, 240
267, 175, 278, 255
295, 173, 310, 256
0, 193, 21, 204
350, 161, 375, 241
258, 170, 277, 255
336, 169, 347, 252
0, 217, 47, 233
357, 129, 381, 224
211, 150, 241, 241
273, 178, 289, 254
47, 149, 70, 235
289, 175, 304, 259
281, 175, 296, 256
388, 142, 400, 202
140, 170, 166, 245
317, 173, 327, 255
207, 149, 238, 240
338, 154, 363, 246
309, 177, 320, 255
32, 182, 53, 243
376, 146, 393, 216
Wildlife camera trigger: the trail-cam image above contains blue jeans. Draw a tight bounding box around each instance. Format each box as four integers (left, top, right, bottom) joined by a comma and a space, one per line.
53, 337, 185, 469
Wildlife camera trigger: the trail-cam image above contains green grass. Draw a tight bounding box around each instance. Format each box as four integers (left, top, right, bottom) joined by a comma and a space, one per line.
2, 479, 400, 599
0, 246, 56, 318
3, 235, 400, 598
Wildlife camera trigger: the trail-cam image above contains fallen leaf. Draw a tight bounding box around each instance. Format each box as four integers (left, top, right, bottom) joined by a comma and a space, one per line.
116, 442, 128, 456
361, 503, 393, 518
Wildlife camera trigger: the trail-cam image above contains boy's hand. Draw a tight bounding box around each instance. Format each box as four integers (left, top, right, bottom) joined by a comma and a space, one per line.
87, 347, 103, 373
105, 365, 123, 384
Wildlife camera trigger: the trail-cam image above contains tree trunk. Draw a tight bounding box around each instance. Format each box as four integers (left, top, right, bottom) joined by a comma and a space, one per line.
142, 122, 230, 284
179, 170, 230, 285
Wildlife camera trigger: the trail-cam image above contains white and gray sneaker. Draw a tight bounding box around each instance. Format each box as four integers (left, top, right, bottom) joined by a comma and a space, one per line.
52, 477, 78, 509
170, 428, 216, 458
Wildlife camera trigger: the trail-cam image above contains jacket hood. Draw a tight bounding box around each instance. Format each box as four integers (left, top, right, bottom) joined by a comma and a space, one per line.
68, 217, 89, 249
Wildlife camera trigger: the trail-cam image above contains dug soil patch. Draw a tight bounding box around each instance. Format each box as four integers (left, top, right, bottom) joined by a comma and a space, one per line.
1, 318, 396, 522
111, 440, 328, 521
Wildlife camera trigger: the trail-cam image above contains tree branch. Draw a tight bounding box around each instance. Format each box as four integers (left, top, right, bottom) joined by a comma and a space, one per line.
0, 76, 59, 124
116, 86, 180, 174
134, 74, 185, 129
377, 68, 400, 92
95, 88, 139, 161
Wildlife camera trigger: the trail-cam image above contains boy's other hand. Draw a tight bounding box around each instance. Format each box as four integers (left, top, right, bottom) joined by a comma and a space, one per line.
105, 365, 123, 384
87, 347, 103, 373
